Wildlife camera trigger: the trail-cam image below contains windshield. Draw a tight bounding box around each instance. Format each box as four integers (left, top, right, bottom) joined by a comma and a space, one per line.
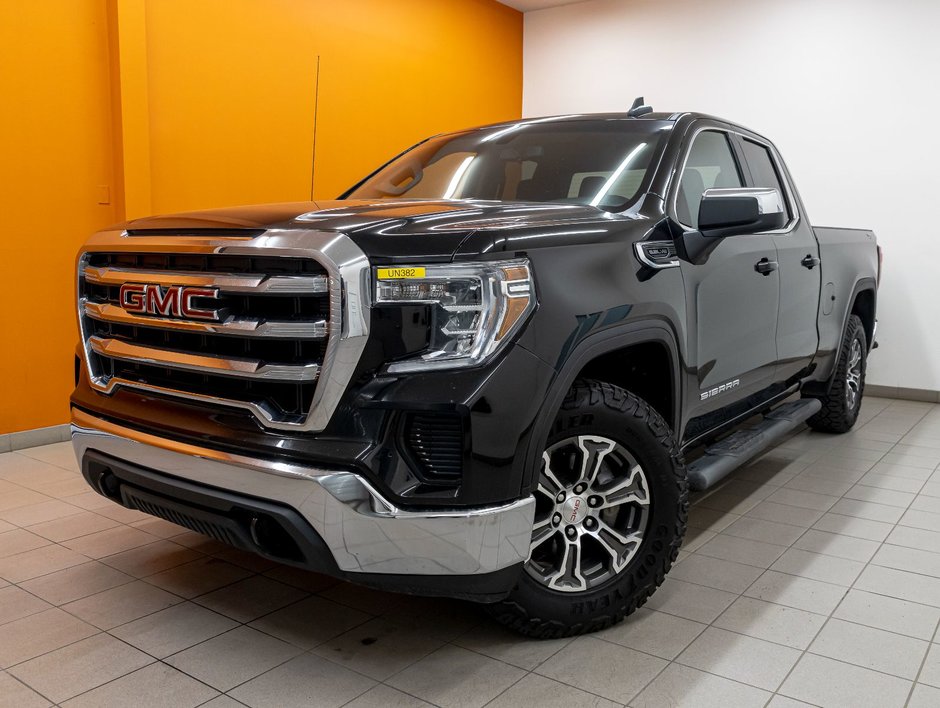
345, 119, 671, 211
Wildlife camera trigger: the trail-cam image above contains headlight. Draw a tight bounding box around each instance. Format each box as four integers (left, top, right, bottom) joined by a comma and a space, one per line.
374, 259, 535, 372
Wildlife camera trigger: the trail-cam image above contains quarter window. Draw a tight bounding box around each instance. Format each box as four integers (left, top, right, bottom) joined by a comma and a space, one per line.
677, 131, 743, 228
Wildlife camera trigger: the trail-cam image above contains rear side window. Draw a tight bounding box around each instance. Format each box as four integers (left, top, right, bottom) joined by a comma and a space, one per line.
741, 139, 792, 221
677, 131, 743, 228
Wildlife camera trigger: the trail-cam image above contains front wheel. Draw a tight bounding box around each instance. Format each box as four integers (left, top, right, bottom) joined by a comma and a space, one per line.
487, 380, 688, 638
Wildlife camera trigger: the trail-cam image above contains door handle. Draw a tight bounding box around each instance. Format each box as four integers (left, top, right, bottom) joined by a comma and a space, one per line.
801, 254, 821, 269
754, 258, 778, 276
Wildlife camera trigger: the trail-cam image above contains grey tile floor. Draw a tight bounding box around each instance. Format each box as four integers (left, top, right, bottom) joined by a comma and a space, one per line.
1, 396, 940, 707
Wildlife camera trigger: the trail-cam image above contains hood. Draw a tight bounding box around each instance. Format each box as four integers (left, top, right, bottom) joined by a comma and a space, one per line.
121, 198, 636, 261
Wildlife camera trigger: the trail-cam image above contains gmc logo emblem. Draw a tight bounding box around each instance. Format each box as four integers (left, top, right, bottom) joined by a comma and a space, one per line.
119, 283, 221, 321
568, 497, 581, 523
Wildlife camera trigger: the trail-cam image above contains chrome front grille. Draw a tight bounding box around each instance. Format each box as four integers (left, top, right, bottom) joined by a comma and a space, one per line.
77, 229, 371, 432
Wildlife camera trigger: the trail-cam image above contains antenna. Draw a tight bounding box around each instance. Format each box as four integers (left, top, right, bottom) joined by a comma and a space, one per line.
628, 96, 653, 117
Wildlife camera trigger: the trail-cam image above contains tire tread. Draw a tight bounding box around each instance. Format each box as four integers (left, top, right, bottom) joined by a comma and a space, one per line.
805, 315, 866, 434
487, 379, 689, 639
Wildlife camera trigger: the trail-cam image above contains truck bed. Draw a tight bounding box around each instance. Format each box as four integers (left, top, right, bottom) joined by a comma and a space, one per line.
812, 226, 880, 372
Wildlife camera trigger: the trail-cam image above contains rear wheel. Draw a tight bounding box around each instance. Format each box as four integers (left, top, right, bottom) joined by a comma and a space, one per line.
487, 380, 688, 638
805, 314, 867, 433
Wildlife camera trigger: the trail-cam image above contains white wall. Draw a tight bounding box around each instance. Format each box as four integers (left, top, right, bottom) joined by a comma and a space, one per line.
524, 0, 940, 392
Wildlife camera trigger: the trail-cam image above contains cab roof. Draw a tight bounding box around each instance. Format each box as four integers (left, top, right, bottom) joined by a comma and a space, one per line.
465, 111, 764, 141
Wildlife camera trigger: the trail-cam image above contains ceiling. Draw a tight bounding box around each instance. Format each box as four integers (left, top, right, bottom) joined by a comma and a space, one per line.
497, 0, 586, 12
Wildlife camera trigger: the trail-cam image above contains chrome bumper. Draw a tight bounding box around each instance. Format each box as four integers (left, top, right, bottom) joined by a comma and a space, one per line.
70, 409, 534, 576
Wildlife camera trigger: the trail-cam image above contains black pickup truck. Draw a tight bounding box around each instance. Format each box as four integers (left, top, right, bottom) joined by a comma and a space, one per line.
71, 102, 881, 637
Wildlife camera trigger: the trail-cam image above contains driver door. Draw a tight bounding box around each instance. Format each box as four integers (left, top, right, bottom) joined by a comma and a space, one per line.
674, 128, 780, 422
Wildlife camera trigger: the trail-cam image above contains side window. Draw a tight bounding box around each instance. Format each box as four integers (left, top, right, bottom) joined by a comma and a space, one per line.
677, 131, 743, 228
741, 139, 792, 221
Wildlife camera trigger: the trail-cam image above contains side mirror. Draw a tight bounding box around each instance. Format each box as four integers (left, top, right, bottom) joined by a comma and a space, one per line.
698, 187, 787, 238
677, 187, 787, 264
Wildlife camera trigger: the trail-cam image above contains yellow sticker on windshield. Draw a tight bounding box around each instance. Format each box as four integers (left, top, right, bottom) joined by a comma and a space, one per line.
377, 267, 426, 280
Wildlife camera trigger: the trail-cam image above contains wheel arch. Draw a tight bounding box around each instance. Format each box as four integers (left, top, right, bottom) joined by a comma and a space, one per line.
851, 285, 877, 351
805, 277, 877, 398
521, 321, 682, 494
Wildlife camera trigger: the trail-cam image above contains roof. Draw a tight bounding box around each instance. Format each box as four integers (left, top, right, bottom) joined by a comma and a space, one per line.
469, 111, 683, 132
432, 111, 769, 146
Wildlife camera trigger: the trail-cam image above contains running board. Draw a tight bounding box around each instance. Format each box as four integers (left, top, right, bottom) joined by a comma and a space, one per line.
686, 398, 822, 491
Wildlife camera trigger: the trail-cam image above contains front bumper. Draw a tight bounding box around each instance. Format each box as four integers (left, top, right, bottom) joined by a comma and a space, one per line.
71, 408, 534, 599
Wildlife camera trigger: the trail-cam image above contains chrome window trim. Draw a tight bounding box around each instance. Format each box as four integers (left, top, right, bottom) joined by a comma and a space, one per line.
669, 125, 801, 236
77, 228, 371, 433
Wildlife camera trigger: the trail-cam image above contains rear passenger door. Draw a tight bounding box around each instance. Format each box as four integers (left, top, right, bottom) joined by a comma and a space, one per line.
673, 127, 780, 422
735, 135, 821, 381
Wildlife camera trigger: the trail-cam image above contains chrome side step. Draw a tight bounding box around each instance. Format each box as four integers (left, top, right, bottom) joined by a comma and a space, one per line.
686, 398, 822, 491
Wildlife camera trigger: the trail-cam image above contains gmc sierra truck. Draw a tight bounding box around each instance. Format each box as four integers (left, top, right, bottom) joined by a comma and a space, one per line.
71, 102, 881, 637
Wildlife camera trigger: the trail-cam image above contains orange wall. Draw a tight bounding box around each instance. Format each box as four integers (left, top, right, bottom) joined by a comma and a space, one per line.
312, 0, 525, 198
144, 0, 321, 213
0, 0, 522, 434
143, 0, 523, 214
0, 0, 118, 435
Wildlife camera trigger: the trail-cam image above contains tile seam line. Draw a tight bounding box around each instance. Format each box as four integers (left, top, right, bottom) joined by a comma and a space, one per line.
768, 402, 932, 702
21, 513, 161, 546
694, 541, 864, 570
808, 511, 896, 540
10, 449, 83, 474
478, 668, 530, 708
3, 669, 59, 706
716, 403, 926, 699
904, 617, 940, 708
2, 573, 303, 671
53, 656, 222, 707
8, 534, 259, 610
675, 452, 854, 689
8, 565, 327, 672
346, 685, 437, 708
165, 624, 380, 698
600, 627, 790, 704
7, 634, 158, 705
4, 573, 139, 622
699, 493, 838, 516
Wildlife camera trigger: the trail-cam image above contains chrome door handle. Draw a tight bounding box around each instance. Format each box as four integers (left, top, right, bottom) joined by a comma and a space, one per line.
755, 258, 778, 276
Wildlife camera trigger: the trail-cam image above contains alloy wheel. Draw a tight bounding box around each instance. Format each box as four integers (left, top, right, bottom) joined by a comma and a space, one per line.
845, 338, 862, 411
525, 435, 651, 593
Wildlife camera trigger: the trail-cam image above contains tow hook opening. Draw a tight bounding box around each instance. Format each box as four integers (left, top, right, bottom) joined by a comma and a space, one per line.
83, 459, 123, 501
98, 470, 122, 501
248, 513, 303, 562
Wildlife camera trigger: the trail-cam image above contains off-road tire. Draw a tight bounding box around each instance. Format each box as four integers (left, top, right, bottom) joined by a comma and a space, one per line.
486, 379, 688, 638
804, 314, 867, 434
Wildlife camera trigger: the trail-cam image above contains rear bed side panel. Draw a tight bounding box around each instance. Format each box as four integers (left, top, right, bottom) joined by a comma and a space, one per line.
810, 227, 879, 385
